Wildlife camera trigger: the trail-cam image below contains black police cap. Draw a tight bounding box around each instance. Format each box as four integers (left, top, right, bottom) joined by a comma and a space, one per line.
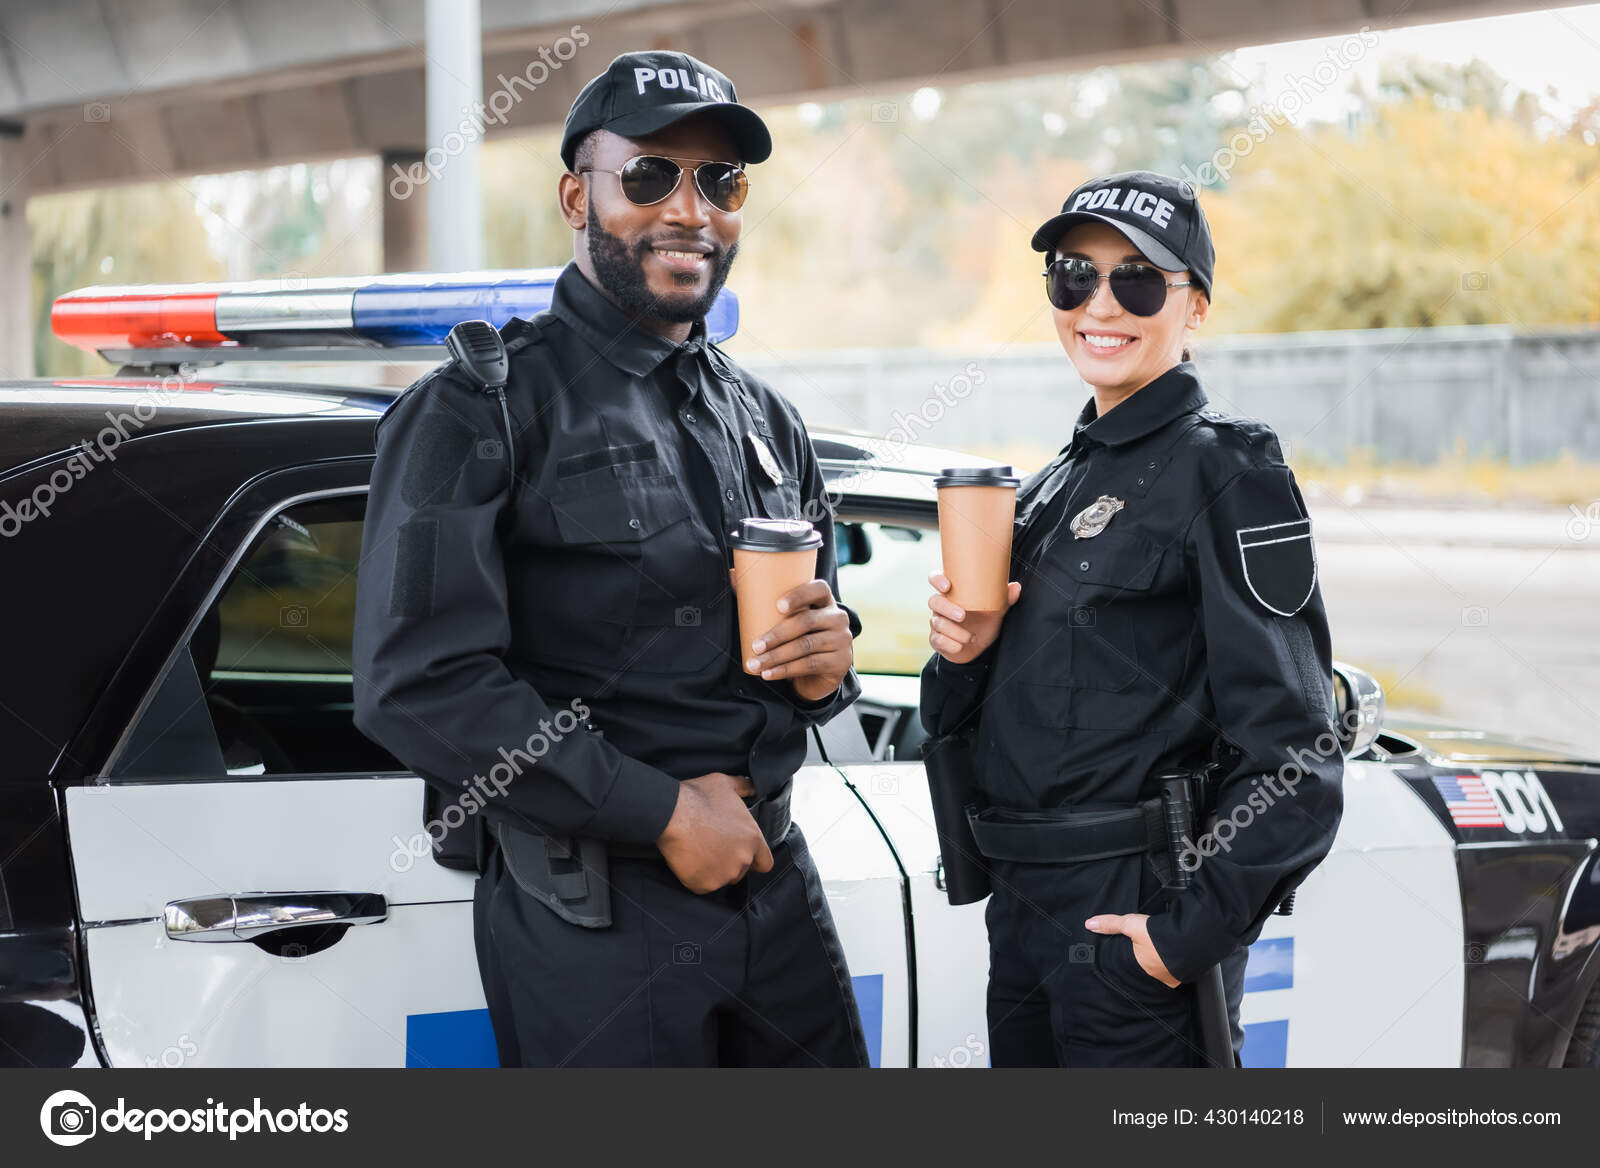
560, 50, 772, 170
1032, 170, 1215, 300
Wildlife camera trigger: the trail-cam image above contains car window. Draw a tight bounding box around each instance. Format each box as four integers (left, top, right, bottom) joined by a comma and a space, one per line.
109, 494, 403, 780
837, 520, 942, 676
211, 506, 362, 678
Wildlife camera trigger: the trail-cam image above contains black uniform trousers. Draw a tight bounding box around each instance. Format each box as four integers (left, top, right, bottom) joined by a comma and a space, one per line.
472, 820, 871, 1067
983, 851, 1248, 1067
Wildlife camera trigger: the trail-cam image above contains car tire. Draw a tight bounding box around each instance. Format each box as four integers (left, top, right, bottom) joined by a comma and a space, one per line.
1562, 979, 1600, 1067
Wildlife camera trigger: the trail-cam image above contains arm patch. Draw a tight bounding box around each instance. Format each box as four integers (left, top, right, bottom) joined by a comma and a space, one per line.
389, 517, 439, 619
399, 402, 478, 508
1236, 518, 1316, 616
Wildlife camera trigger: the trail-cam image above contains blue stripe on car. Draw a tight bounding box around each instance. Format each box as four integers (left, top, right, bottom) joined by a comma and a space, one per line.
852, 973, 884, 1068
1244, 936, 1293, 992
405, 1008, 498, 1068
1241, 1019, 1289, 1068
1240, 936, 1293, 1066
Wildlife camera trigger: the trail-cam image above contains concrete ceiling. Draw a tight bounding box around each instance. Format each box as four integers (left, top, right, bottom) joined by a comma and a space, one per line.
0, 0, 1564, 194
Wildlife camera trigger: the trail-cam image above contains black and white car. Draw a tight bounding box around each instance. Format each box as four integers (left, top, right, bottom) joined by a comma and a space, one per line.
2, 271, 1597, 1069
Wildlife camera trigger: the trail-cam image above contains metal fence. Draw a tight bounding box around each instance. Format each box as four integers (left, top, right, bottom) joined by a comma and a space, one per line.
737, 324, 1600, 466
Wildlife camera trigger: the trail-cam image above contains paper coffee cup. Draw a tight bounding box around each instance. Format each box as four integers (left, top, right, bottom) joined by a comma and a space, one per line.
730, 517, 823, 674
935, 466, 1020, 611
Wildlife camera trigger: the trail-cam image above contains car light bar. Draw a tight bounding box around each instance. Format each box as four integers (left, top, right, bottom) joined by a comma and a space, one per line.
51, 267, 739, 365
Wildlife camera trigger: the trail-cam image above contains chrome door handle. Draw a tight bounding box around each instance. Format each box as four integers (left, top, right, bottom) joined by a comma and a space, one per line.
164, 892, 388, 942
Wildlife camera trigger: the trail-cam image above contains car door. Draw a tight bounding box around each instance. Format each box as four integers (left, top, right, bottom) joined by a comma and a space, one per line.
793, 701, 915, 1068
66, 481, 494, 1068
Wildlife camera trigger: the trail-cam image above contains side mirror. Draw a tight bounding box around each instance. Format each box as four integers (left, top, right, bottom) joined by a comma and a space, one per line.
834, 521, 873, 568
1332, 661, 1384, 758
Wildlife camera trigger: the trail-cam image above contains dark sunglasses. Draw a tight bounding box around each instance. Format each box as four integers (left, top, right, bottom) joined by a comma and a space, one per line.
577, 154, 749, 213
1043, 257, 1191, 316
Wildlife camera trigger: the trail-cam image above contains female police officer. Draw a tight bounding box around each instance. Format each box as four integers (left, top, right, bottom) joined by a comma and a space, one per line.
919, 171, 1343, 1067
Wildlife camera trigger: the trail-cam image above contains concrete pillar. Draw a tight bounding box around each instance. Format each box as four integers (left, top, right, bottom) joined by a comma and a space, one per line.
424, 0, 483, 271
0, 122, 32, 379
381, 150, 428, 273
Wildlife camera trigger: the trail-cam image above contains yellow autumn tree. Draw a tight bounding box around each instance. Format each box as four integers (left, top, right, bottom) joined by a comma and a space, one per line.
1204, 97, 1600, 334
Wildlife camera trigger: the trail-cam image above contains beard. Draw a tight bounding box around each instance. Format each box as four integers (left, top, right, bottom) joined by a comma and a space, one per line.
585, 201, 738, 325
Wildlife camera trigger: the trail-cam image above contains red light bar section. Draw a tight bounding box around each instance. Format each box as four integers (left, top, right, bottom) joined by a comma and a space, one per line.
51, 291, 229, 352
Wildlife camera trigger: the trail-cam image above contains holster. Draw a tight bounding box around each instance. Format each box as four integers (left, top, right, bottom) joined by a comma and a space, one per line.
420, 776, 489, 874
919, 730, 993, 905
749, 782, 793, 848
493, 818, 613, 928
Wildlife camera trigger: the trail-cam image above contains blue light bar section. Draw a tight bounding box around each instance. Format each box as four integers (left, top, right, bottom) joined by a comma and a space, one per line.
703, 287, 738, 346
351, 268, 739, 346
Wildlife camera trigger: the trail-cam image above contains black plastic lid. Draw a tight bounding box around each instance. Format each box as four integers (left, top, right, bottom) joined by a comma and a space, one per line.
728, 517, 822, 552
934, 465, 1020, 488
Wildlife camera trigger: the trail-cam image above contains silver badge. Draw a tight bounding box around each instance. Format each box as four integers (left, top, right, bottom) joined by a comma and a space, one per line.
1070, 494, 1124, 539
747, 429, 783, 487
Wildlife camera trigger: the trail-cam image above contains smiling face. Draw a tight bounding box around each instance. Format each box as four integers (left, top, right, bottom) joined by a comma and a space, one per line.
1049, 220, 1207, 396
559, 115, 743, 339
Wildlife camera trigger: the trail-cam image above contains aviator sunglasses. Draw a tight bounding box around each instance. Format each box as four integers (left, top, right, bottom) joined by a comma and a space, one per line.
577, 154, 749, 213
1043, 256, 1192, 316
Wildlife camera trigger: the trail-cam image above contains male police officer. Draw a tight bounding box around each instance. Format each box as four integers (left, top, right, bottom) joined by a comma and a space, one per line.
352, 50, 869, 1068
919, 172, 1343, 1066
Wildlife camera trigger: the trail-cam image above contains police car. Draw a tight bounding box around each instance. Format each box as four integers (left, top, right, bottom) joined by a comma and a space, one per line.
3, 271, 1597, 1069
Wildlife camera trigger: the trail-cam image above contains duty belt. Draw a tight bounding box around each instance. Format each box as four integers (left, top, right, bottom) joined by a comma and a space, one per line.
966, 799, 1167, 864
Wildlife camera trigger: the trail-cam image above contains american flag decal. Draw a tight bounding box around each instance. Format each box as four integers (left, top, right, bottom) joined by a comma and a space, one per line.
1431, 773, 1504, 828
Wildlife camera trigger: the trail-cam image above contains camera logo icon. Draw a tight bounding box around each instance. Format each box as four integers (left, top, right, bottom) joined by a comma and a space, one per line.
477, 438, 503, 461
40, 1089, 97, 1146
673, 941, 701, 965
674, 606, 701, 627
1069, 942, 1095, 964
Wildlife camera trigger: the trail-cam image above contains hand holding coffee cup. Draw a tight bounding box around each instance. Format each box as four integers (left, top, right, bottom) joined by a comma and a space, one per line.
731, 518, 853, 701
930, 466, 1022, 664
928, 571, 1022, 663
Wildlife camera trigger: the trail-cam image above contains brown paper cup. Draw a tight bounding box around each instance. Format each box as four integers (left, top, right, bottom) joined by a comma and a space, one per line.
733, 547, 819, 673
729, 517, 823, 675
935, 467, 1020, 612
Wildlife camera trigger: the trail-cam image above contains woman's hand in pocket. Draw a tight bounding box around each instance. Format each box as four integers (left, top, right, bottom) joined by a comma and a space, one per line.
927, 571, 1020, 664
1084, 912, 1180, 987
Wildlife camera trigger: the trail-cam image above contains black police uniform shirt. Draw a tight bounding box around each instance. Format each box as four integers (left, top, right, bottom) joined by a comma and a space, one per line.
918, 361, 1343, 983
352, 262, 862, 847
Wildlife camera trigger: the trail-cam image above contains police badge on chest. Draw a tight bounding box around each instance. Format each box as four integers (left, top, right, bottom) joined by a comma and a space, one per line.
1071, 495, 1125, 539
